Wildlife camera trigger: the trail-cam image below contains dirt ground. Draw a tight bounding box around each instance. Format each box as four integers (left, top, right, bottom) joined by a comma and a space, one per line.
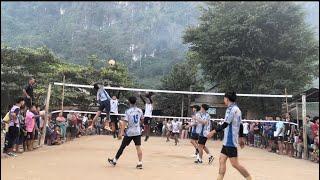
1, 135, 319, 180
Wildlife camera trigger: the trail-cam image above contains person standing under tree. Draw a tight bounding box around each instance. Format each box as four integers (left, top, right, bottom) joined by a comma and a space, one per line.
4, 97, 25, 157
207, 92, 252, 180
56, 112, 67, 142
139, 92, 153, 142
89, 83, 112, 131
23, 77, 35, 110
108, 96, 144, 169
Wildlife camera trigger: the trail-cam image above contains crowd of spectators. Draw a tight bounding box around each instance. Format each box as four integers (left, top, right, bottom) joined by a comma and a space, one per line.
0, 77, 112, 158
158, 113, 318, 163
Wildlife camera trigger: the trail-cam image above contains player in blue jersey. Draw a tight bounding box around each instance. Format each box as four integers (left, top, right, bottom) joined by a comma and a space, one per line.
207, 92, 252, 180
108, 96, 144, 169
189, 105, 201, 156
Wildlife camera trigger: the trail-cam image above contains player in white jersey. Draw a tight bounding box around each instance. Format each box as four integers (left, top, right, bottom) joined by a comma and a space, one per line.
140, 92, 153, 142
108, 96, 144, 169
171, 119, 181, 145
110, 91, 121, 139
207, 92, 252, 180
194, 104, 214, 164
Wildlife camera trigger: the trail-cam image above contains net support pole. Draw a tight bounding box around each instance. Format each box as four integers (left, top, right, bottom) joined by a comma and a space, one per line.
181, 96, 184, 117
302, 93, 307, 159
296, 103, 299, 129
40, 83, 52, 146
285, 88, 289, 114
61, 75, 65, 112
188, 86, 192, 116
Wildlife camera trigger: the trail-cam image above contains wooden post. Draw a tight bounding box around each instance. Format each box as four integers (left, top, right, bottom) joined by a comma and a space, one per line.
302, 94, 307, 159
181, 96, 184, 117
61, 75, 65, 112
296, 103, 299, 129
285, 88, 289, 114
188, 86, 192, 116
40, 83, 52, 146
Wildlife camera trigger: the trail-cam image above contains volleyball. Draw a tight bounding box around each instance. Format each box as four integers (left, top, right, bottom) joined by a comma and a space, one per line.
108, 59, 115, 66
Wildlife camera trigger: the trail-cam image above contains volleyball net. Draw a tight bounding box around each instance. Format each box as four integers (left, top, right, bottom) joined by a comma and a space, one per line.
48, 82, 296, 125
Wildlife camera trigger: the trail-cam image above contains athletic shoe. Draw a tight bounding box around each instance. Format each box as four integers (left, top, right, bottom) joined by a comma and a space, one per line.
136, 164, 143, 169
208, 156, 214, 164
144, 136, 149, 142
108, 158, 116, 166
7, 152, 17, 157
194, 159, 203, 164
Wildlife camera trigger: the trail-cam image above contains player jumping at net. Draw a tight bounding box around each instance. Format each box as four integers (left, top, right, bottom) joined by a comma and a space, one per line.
108, 96, 144, 169
110, 91, 121, 139
207, 92, 252, 180
88, 83, 112, 131
194, 104, 214, 164
139, 92, 153, 142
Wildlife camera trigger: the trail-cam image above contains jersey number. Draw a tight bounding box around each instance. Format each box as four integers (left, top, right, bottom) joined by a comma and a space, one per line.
133, 114, 139, 124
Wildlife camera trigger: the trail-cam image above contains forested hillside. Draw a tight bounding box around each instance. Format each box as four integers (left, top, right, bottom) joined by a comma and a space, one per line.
1, 2, 318, 88
1, 2, 201, 88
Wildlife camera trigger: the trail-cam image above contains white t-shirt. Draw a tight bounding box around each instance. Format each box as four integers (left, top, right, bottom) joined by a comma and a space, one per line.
172, 121, 181, 133
124, 106, 144, 137
110, 99, 119, 114
275, 121, 284, 137
82, 116, 88, 124
144, 103, 153, 117
243, 122, 249, 134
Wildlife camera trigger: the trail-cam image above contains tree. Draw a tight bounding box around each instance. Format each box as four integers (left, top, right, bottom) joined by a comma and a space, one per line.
156, 55, 204, 116
183, 2, 319, 116
1, 46, 134, 115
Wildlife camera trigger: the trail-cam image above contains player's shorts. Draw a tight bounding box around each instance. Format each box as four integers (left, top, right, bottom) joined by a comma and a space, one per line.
198, 136, 207, 145
110, 115, 119, 123
27, 132, 34, 140
172, 132, 179, 136
123, 135, 141, 146
99, 99, 110, 118
221, 146, 238, 158
191, 133, 199, 140
144, 117, 152, 125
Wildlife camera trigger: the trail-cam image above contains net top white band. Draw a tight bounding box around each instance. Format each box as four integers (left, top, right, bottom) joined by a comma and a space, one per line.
53, 82, 293, 98
50, 110, 298, 126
